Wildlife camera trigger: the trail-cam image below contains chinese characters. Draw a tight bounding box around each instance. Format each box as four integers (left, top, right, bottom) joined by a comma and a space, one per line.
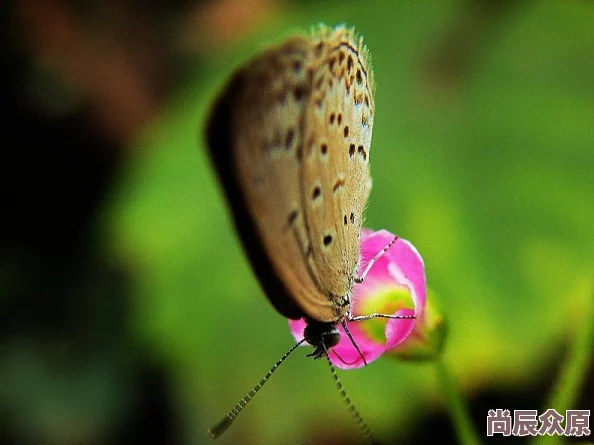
487, 409, 590, 437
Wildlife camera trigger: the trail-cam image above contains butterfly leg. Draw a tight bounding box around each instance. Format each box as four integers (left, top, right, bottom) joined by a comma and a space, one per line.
354, 235, 398, 284
349, 236, 416, 322
340, 319, 368, 366
348, 313, 415, 322
343, 235, 416, 366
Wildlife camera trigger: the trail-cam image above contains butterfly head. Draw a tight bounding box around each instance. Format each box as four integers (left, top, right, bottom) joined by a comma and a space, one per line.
303, 319, 341, 359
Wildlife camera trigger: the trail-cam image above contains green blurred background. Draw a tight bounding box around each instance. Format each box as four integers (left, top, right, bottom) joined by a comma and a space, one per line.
3, 0, 593, 444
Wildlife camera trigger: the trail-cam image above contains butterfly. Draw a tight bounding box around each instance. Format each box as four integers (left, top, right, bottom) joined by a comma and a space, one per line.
205, 24, 412, 442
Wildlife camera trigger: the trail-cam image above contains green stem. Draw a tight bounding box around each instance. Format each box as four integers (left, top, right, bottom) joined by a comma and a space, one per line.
533, 286, 594, 445
435, 358, 482, 445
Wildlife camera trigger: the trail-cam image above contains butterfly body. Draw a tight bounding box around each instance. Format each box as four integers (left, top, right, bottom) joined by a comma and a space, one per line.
206, 25, 374, 334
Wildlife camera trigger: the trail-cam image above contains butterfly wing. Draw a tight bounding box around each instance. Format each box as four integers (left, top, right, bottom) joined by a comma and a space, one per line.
301, 27, 375, 305
206, 35, 336, 321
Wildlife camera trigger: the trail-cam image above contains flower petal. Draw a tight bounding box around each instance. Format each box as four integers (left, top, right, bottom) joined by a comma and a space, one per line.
288, 229, 427, 369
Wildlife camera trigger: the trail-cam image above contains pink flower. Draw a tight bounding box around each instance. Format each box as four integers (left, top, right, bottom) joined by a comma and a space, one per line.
289, 229, 427, 369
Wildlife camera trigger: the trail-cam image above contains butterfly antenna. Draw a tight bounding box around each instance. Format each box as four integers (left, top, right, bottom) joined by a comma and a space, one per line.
323, 348, 379, 445
208, 339, 305, 439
